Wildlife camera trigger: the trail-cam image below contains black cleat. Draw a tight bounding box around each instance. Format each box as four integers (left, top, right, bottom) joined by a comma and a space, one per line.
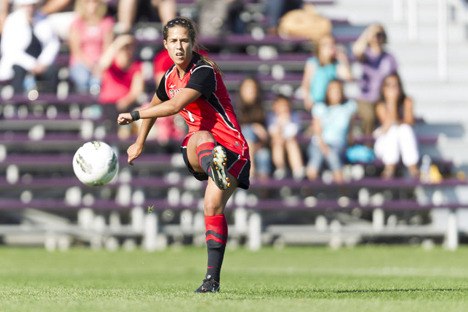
194, 276, 220, 293
209, 146, 230, 190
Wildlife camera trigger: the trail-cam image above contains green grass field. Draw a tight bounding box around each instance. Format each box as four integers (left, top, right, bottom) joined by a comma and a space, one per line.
0, 246, 467, 312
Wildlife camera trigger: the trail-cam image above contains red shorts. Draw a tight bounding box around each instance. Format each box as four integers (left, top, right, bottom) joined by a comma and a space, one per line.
180, 133, 251, 189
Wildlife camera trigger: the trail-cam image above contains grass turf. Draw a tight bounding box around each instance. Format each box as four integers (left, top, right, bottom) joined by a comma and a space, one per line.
0, 246, 467, 311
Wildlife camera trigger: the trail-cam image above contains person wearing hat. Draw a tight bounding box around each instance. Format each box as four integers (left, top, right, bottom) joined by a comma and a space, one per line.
0, 0, 60, 95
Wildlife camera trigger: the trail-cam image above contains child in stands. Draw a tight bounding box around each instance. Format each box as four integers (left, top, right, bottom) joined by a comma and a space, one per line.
307, 79, 356, 183
267, 94, 305, 180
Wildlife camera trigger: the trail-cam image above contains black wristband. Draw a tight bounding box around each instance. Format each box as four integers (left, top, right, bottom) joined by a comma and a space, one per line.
130, 110, 140, 121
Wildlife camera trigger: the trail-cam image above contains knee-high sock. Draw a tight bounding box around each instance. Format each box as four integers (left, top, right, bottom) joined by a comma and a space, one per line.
205, 214, 228, 282
196, 142, 215, 174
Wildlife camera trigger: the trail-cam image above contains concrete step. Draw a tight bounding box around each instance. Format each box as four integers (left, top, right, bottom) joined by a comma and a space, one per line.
436, 138, 468, 165
399, 64, 468, 83
390, 41, 468, 55
412, 101, 468, 123
387, 23, 466, 43
409, 81, 466, 99
318, 0, 446, 25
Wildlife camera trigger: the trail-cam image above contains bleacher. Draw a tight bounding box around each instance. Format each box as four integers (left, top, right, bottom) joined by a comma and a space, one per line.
1, 0, 468, 251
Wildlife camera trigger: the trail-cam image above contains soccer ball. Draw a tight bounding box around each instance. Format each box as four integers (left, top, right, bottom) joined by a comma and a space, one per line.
73, 141, 119, 186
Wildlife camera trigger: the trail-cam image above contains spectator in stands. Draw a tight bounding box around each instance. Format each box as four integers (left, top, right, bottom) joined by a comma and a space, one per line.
117, 17, 250, 293
98, 33, 144, 137
115, 0, 176, 34
264, 0, 302, 35
268, 94, 305, 180
306, 79, 357, 184
0, 0, 60, 95
373, 72, 419, 179
237, 76, 271, 180
301, 34, 352, 112
68, 0, 114, 94
0, 0, 76, 40
352, 23, 398, 136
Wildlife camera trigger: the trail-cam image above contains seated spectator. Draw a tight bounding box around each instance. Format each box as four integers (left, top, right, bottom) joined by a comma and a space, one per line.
115, 0, 176, 34
268, 94, 305, 180
373, 73, 419, 179
301, 34, 352, 112
306, 79, 357, 184
68, 0, 114, 94
1, 0, 75, 40
352, 23, 398, 136
98, 34, 144, 137
0, 0, 60, 95
237, 76, 271, 180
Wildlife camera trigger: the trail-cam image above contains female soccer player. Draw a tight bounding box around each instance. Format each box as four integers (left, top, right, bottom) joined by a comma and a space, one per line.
117, 17, 250, 293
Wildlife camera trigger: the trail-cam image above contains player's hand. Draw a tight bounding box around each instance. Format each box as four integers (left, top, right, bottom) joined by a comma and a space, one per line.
117, 113, 133, 125
127, 143, 143, 165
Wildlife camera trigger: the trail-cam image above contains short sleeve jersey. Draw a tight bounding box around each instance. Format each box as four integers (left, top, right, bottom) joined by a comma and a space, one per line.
156, 52, 249, 159
313, 100, 357, 148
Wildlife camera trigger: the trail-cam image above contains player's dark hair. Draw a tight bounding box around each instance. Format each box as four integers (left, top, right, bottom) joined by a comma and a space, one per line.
163, 17, 221, 73
163, 17, 196, 43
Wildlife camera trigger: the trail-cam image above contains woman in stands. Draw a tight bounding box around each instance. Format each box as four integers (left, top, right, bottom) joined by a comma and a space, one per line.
117, 17, 250, 293
68, 0, 114, 94
237, 76, 271, 180
301, 34, 352, 112
0, 0, 60, 95
373, 72, 419, 179
353, 23, 398, 136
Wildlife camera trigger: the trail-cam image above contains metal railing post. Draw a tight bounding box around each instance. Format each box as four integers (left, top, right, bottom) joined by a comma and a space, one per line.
408, 0, 418, 40
438, 0, 449, 81
393, 0, 405, 22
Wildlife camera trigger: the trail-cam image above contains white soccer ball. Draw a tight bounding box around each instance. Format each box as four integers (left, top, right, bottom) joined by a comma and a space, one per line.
73, 141, 119, 186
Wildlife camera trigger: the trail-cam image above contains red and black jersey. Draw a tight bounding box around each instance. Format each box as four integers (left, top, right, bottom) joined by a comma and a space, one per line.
156, 52, 249, 160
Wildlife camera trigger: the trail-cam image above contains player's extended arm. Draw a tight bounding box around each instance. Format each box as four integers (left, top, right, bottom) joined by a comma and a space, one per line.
126, 94, 161, 165
117, 88, 201, 124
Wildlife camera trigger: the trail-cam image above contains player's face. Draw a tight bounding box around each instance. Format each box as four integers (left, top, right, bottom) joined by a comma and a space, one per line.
164, 26, 193, 69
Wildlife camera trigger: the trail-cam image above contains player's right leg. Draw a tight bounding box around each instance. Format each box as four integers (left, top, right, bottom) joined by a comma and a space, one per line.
194, 177, 238, 293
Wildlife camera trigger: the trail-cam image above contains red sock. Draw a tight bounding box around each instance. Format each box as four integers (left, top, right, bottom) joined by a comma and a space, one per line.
205, 214, 228, 282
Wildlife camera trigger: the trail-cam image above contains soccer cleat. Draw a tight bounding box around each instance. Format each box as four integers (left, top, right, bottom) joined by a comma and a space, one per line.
209, 146, 230, 190
194, 276, 220, 293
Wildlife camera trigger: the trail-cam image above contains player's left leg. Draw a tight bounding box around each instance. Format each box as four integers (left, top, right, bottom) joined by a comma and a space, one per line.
195, 177, 238, 293
185, 131, 231, 190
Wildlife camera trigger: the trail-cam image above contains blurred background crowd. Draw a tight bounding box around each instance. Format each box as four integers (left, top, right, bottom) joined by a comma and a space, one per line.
1, 0, 468, 249
0, 0, 431, 183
